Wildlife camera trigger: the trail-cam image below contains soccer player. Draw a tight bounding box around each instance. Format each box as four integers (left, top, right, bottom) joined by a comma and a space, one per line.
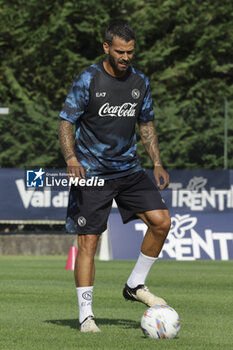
59, 20, 171, 333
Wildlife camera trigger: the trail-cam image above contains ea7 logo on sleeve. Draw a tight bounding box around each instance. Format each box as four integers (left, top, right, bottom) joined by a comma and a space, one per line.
26, 169, 45, 187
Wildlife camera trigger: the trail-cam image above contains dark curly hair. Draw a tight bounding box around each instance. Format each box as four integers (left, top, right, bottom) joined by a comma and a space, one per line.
105, 20, 135, 45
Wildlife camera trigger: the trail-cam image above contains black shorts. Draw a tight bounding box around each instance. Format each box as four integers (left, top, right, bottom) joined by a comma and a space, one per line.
66, 170, 167, 235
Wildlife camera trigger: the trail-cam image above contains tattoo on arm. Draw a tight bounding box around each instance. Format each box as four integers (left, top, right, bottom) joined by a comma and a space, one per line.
139, 121, 162, 165
58, 120, 76, 161
64, 154, 76, 162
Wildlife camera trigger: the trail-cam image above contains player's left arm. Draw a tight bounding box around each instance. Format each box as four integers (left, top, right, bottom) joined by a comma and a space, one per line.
139, 121, 169, 190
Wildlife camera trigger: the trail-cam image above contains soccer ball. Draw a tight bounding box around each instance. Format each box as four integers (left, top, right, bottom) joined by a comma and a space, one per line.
141, 305, 181, 339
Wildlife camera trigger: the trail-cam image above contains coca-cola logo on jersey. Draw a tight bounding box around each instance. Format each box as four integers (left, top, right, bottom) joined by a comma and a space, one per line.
99, 102, 137, 117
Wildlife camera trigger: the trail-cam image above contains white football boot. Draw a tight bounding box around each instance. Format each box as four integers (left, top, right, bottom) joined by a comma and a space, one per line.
80, 316, 101, 333
123, 284, 167, 307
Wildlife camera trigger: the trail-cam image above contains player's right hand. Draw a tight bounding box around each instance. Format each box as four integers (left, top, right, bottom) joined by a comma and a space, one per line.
66, 156, 85, 180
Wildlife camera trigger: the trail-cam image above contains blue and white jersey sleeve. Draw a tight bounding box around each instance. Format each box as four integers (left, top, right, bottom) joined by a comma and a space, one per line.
59, 71, 91, 123
137, 76, 154, 123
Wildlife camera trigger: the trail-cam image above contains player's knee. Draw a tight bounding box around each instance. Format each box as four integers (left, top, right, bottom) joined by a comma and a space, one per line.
161, 216, 171, 236
150, 213, 171, 238
78, 234, 100, 257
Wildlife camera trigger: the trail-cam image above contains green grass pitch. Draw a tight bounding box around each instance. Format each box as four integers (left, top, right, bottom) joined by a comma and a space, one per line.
0, 256, 232, 350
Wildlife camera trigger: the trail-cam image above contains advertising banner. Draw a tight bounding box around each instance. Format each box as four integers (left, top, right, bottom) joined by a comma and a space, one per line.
0, 168, 68, 220
109, 211, 233, 260
0, 168, 232, 260
109, 169, 233, 260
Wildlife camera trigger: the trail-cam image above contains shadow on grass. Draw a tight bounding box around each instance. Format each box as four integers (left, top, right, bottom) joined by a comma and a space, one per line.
45, 318, 140, 330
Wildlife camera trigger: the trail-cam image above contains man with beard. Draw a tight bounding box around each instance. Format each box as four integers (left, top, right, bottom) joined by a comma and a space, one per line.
59, 20, 170, 333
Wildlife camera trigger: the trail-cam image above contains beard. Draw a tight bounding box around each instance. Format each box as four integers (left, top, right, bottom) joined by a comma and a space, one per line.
108, 53, 130, 73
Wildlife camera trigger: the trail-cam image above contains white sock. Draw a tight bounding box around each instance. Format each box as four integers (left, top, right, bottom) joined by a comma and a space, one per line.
76, 286, 94, 324
127, 252, 158, 288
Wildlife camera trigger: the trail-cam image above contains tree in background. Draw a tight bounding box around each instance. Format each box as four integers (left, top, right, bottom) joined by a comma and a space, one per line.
0, 0, 232, 168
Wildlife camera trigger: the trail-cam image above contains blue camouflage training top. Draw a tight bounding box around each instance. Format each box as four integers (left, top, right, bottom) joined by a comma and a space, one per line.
60, 61, 154, 179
